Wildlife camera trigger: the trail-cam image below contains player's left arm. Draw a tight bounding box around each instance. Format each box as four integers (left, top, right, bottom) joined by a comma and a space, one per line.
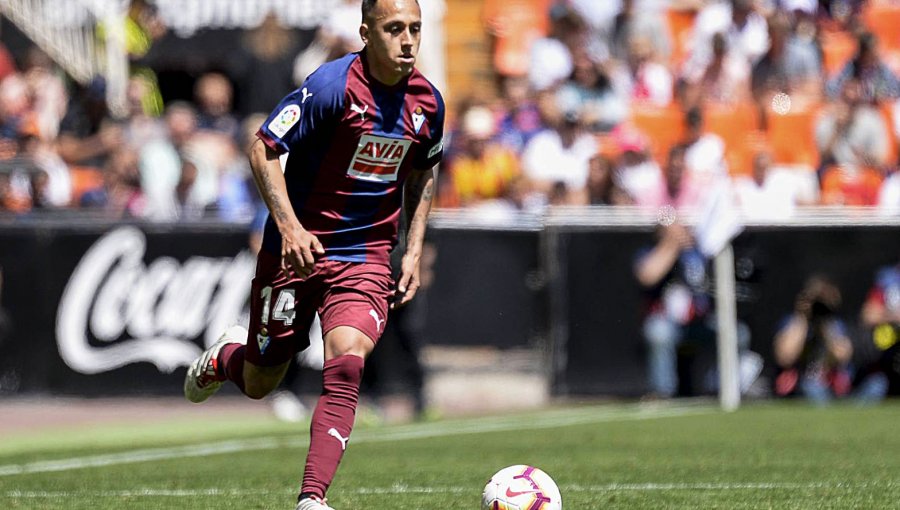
393, 85, 445, 309
393, 166, 435, 309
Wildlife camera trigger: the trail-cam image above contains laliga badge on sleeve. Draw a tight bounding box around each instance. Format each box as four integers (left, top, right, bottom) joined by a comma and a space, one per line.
268, 104, 301, 138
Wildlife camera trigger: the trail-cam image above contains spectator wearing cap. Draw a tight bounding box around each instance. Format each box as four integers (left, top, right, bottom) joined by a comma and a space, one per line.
437, 106, 519, 208
520, 102, 598, 205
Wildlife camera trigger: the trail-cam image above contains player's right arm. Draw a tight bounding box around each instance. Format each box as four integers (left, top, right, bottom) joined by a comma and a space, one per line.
248, 139, 323, 278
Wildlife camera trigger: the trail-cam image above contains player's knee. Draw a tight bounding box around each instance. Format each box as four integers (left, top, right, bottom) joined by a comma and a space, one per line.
325, 326, 375, 359
243, 377, 280, 400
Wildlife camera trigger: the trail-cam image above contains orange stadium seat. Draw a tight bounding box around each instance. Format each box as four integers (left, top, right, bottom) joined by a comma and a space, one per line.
69, 166, 104, 205
629, 105, 684, 162
666, 9, 697, 67
766, 105, 822, 168
862, 4, 900, 52
483, 0, 551, 76
820, 31, 857, 76
880, 101, 899, 165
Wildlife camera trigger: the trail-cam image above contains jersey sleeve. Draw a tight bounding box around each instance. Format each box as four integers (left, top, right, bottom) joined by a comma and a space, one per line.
413, 86, 446, 170
257, 72, 345, 154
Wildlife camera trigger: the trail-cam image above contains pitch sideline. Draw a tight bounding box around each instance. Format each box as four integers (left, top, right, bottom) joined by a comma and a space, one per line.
0, 403, 713, 478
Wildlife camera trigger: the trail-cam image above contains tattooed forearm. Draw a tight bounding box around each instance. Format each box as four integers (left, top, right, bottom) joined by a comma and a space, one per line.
404, 168, 435, 256
249, 139, 298, 228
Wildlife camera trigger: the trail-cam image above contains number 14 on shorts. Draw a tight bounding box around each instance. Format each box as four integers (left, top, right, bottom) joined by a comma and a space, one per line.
260, 286, 296, 326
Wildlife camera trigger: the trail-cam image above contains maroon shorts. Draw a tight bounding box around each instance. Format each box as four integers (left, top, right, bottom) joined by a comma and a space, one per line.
246, 249, 394, 367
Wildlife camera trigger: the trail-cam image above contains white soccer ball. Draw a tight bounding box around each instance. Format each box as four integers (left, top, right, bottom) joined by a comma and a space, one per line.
481, 465, 562, 510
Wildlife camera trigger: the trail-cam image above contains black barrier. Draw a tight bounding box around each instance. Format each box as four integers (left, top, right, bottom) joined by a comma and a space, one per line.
0, 222, 253, 395
555, 226, 900, 396
1, 221, 899, 397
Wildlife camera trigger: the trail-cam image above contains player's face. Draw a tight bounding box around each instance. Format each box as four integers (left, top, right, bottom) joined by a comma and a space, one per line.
361, 0, 422, 85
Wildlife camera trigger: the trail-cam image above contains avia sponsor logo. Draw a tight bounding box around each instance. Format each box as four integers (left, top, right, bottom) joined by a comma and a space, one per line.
55, 227, 255, 375
346, 134, 411, 183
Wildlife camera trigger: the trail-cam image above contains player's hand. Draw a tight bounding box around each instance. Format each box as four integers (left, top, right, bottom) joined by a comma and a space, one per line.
391, 252, 421, 309
280, 222, 324, 279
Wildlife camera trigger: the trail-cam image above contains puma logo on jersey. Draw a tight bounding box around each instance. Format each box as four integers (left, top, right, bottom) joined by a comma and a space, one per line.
347, 134, 411, 182
328, 427, 350, 450
369, 309, 385, 332
350, 103, 369, 120
301, 87, 313, 104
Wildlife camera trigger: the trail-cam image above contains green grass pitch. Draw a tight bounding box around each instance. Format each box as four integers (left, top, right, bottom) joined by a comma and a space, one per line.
2, 401, 900, 509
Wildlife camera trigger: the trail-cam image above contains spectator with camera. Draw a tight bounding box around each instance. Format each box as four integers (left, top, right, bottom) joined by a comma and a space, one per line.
773, 275, 854, 404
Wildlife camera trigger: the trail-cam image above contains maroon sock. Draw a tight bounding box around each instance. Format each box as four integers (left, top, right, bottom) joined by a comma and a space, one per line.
300, 354, 364, 499
217, 343, 246, 392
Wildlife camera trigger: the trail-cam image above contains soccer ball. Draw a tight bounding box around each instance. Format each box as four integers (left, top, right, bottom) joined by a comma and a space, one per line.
481, 465, 562, 510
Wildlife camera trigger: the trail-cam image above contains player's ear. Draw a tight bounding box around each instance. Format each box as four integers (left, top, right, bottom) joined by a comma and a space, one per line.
359, 23, 369, 45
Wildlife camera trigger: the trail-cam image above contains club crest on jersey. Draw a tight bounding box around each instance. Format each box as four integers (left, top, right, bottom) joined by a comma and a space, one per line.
268, 104, 301, 138
347, 134, 411, 183
412, 106, 426, 134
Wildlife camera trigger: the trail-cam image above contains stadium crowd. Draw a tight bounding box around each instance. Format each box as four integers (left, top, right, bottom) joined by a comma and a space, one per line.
0, 0, 899, 220
442, 0, 900, 218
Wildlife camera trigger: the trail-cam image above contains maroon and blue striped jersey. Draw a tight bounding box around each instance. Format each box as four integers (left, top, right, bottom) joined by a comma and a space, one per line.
256, 50, 445, 266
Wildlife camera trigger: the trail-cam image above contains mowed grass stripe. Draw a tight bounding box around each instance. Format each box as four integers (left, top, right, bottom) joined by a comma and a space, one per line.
0, 403, 714, 477
6, 481, 897, 498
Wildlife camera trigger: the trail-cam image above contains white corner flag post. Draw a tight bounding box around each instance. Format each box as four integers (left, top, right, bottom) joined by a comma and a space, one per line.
714, 244, 740, 412
694, 178, 744, 412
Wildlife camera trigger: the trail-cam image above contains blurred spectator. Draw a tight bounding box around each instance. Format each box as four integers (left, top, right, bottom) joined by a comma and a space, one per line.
236, 14, 302, 116
688, 0, 770, 71
80, 147, 145, 218
556, 53, 630, 132
56, 79, 122, 168
751, 11, 822, 111
494, 76, 545, 153
194, 73, 239, 140
634, 221, 755, 398
878, 168, 900, 215
733, 150, 801, 220
682, 106, 728, 182
215, 114, 265, 223
584, 153, 632, 205
681, 32, 751, 107
816, 79, 890, 178
520, 105, 598, 205
294, 0, 364, 85
826, 32, 900, 104
22, 49, 67, 140
528, 6, 586, 92
138, 102, 216, 220
483, 0, 552, 78
858, 259, 900, 397
439, 106, 519, 208
613, 124, 662, 204
773, 275, 855, 404
0, 172, 28, 212
625, 36, 674, 106
631, 143, 704, 210
609, 0, 672, 63
0, 74, 31, 142
17, 116, 70, 207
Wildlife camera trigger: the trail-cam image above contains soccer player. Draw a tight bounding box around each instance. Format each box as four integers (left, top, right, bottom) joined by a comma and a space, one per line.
183, 1, 444, 508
